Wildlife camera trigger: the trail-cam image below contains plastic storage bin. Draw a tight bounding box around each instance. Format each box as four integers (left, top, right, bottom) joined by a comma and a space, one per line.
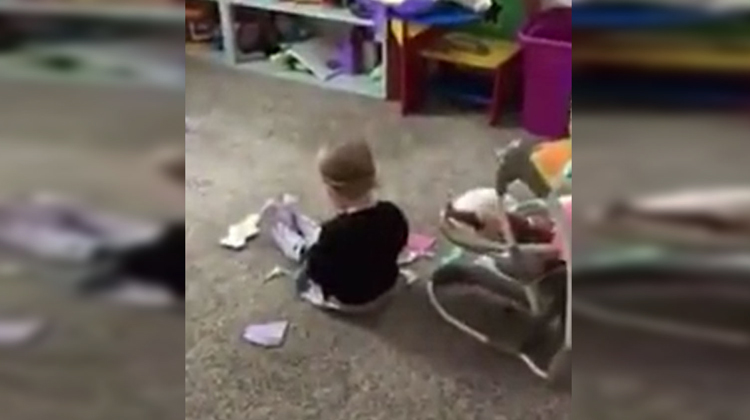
519, 8, 571, 138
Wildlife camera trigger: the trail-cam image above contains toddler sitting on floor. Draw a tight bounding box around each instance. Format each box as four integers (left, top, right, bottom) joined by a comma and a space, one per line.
261, 140, 409, 311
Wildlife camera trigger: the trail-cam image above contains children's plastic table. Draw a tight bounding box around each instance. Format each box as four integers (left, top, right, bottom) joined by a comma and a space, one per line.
386, 5, 523, 125
385, 4, 483, 102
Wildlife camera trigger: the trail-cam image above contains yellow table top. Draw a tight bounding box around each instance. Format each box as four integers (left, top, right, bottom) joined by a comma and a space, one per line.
421, 33, 519, 69
390, 20, 428, 45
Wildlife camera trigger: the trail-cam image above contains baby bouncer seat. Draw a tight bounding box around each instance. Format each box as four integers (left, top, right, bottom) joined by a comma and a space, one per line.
429, 139, 572, 386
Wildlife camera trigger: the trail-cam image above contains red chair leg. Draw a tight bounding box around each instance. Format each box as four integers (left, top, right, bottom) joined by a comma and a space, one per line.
385, 29, 402, 101
489, 66, 504, 126
411, 55, 428, 112
400, 22, 413, 116
402, 54, 419, 115
400, 26, 442, 116
401, 43, 425, 114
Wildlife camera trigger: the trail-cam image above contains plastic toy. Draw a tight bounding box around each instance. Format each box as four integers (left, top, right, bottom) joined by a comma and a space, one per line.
430, 138, 572, 385
331, 28, 368, 75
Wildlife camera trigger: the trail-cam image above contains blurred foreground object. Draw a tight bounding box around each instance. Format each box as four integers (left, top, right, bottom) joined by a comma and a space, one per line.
0, 1, 184, 90
152, 146, 186, 184
577, 185, 750, 348
587, 187, 750, 249
0, 193, 161, 262
0, 318, 45, 346
572, 1, 750, 107
0, 1, 184, 23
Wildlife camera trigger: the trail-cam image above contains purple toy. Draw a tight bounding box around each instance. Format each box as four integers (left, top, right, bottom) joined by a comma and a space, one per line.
350, 0, 436, 41
391, 0, 435, 15
330, 28, 366, 75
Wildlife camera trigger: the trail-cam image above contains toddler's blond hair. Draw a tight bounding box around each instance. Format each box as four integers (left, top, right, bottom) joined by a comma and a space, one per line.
317, 140, 377, 200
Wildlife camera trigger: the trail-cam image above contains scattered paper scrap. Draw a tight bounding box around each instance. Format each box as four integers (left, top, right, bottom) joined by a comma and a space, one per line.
398, 251, 419, 266
220, 214, 260, 250
264, 266, 291, 283
400, 268, 419, 286
407, 233, 437, 257
242, 321, 289, 348
399, 250, 435, 267
0, 319, 44, 346
98, 282, 177, 308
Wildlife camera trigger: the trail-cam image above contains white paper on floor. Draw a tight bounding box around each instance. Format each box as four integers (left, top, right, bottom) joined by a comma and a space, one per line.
400, 268, 419, 286
0, 319, 44, 346
263, 266, 291, 283
243, 321, 289, 348
98, 281, 177, 308
220, 213, 260, 250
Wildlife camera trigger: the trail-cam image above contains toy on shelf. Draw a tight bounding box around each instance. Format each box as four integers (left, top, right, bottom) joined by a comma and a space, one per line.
235, 10, 280, 56
465, 0, 526, 39
185, 0, 386, 98
271, 38, 341, 80
275, 14, 313, 43
186, 2, 216, 43
330, 26, 370, 75
270, 27, 377, 81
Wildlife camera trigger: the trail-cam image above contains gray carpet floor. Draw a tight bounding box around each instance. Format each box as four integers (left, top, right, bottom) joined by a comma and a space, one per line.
184, 59, 568, 420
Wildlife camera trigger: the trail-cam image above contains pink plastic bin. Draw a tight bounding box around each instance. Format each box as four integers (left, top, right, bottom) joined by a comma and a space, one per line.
519, 8, 571, 139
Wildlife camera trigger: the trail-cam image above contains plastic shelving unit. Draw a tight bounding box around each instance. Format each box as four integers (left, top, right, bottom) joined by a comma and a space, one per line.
187, 0, 386, 99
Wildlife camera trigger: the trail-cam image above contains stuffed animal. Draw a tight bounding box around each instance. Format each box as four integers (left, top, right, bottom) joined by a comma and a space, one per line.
444, 188, 555, 244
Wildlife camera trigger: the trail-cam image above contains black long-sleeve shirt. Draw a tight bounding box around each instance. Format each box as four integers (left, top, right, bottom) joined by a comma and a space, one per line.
305, 201, 409, 305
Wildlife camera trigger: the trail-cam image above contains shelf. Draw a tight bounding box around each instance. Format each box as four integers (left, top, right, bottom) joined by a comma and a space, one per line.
187, 46, 384, 98
236, 58, 383, 98
0, 1, 184, 23
230, 0, 373, 27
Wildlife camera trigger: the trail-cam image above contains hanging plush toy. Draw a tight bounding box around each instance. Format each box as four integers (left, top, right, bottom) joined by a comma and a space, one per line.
530, 139, 571, 188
